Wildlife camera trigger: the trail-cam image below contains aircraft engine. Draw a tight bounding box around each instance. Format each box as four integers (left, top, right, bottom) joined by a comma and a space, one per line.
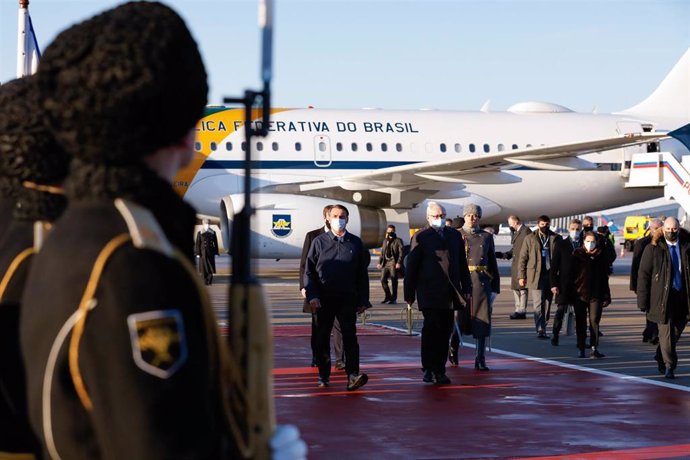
220, 193, 388, 259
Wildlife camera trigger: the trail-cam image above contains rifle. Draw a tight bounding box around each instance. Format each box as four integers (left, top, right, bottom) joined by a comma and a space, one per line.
223, 1, 275, 457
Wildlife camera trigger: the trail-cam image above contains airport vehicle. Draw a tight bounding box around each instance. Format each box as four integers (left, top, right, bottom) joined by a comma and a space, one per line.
180, 48, 690, 258
623, 215, 651, 251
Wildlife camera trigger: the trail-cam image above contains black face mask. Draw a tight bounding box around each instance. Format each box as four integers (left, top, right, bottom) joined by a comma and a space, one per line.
665, 231, 679, 242
387, 232, 396, 239
583, 225, 593, 232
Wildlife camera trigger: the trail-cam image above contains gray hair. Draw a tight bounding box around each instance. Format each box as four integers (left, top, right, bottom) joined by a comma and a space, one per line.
426, 201, 445, 216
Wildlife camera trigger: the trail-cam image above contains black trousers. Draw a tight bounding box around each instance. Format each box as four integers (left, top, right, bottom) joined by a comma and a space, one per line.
421, 308, 454, 373
656, 288, 687, 370
310, 314, 343, 362
552, 304, 567, 335
314, 295, 359, 381
381, 264, 398, 301
574, 299, 603, 350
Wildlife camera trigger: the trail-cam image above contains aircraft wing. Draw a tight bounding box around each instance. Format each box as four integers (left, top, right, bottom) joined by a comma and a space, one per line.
286, 131, 667, 207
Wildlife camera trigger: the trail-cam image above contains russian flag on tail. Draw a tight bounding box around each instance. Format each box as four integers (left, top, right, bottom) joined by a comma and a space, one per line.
16, 0, 41, 77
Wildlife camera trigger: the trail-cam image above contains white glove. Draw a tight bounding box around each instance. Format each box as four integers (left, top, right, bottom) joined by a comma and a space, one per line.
270, 424, 307, 460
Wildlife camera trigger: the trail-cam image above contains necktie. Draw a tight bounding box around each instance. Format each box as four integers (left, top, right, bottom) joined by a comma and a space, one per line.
671, 245, 682, 291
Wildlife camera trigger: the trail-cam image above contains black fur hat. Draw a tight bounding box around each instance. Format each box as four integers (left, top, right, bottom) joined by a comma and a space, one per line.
0, 76, 69, 220
36, 1, 208, 165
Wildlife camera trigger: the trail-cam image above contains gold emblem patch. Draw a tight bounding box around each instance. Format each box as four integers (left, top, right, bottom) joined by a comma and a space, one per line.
127, 310, 187, 378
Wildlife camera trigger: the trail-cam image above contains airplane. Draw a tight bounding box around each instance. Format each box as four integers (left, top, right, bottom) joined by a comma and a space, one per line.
178, 47, 690, 259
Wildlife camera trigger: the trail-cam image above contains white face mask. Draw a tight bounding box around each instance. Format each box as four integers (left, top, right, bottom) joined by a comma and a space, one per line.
331, 218, 347, 232
430, 217, 445, 229
569, 230, 578, 239
584, 241, 596, 251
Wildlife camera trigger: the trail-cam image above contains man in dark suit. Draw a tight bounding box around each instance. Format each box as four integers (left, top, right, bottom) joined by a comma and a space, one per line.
630, 218, 662, 344
404, 202, 471, 385
377, 224, 404, 304
299, 205, 344, 369
637, 217, 690, 379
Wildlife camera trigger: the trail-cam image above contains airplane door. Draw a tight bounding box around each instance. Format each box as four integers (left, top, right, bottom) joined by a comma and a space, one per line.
313, 135, 332, 167
617, 121, 645, 177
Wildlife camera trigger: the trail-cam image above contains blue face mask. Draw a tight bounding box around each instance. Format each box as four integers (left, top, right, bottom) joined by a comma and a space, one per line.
584, 241, 596, 251
430, 217, 445, 229
330, 218, 347, 232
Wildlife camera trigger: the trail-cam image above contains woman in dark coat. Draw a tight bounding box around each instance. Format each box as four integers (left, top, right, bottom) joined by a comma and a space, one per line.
571, 231, 614, 358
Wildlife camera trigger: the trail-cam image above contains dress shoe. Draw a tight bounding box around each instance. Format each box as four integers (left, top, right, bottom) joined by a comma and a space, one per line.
537, 331, 549, 339
654, 355, 665, 374
509, 312, 527, 320
318, 378, 329, 388
551, 335, 559, 346
310, 358, 317, 368
474, 358, 489, 371
665, 367, 675, 379
590, 348, 605, 359
433, 371, 451, 385
347, 373, 369, 391
335, 360, 346, 371
422, 369, 434, 383
388, 300, 397, 305
577, 348, 585, 358
448, 347, 459, 366
381, 299, 391, 304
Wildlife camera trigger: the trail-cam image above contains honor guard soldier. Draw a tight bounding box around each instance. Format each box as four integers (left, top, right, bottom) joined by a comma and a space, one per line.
0, 75, 69, 457
19, 3, 305, 459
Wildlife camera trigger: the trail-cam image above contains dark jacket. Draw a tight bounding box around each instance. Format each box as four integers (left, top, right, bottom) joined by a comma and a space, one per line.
299, 226, 327, 312
550, 237, 574, 305
20, 194, 233, 458
304, 231, 370, 308
637, 228, 690, 323
404, 226, 471, 310
571, 245, 614, 304
0, 220, 40, 454
194, 229, 219, 274
379, 236, 404, 267
629, 235, 652, 292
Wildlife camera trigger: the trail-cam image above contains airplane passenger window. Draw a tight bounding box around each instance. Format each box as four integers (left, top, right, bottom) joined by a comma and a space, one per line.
336, 142, 343, 151
318, 142, 327, 152
225, 142, 232, 151
498, 144, 505, 152
295, 142, 302, 151
381, 143, 387, 152
483, 144, 490, 153
526, 144, 533, 148
469, 144, 476, 153
351, 143, 358, 152
396, 143, 403, 152
257, 142, 264, 151
440, 143, 447, 153
454, 143, 461, 153
272, 142, 278, 151
512, 144, 518, 150
366, 143, 373, 152
210, 142, 217, 151
194, 142, 201, 151
241, 142, 247, 152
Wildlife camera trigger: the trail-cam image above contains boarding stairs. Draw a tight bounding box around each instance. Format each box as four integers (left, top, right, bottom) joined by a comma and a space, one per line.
625, 151, 690, 218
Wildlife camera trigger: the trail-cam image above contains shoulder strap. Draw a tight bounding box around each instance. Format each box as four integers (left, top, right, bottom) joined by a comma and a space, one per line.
114, 198, 173, 256
0, 248, 36, 301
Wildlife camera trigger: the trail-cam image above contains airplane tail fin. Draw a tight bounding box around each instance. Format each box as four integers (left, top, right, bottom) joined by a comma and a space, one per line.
620, 48, 690, 122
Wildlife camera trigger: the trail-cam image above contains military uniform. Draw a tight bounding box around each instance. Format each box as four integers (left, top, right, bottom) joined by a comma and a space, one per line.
195, 228, 219, 285
20, 194, 234, 459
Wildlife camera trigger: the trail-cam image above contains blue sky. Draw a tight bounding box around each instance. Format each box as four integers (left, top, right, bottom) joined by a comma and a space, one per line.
1, 0, 688, 113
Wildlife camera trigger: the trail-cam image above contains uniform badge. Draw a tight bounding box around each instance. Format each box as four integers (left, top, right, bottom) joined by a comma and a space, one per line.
127, 309, 187, 378
271, 214, 293, 237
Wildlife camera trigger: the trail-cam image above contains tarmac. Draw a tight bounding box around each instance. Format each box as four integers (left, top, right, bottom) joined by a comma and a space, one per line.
207, 252, 690, 459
